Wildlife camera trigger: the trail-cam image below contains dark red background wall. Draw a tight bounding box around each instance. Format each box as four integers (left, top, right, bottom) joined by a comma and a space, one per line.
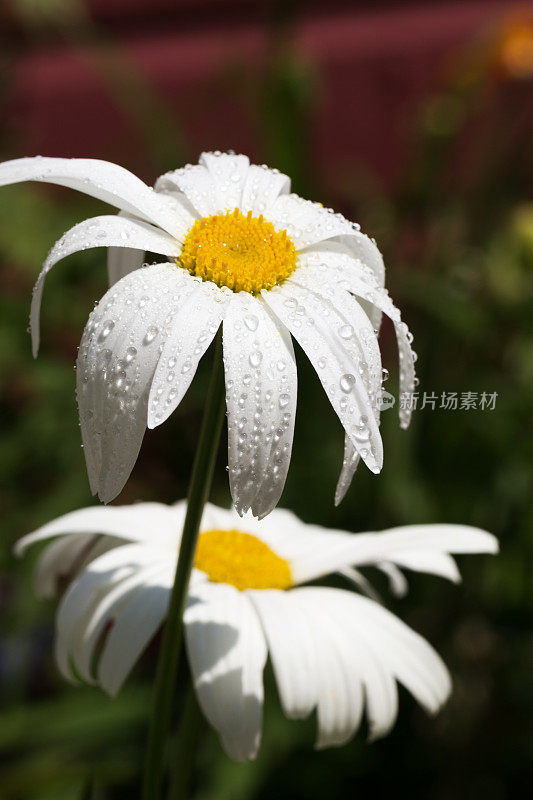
0, 0, 522, 185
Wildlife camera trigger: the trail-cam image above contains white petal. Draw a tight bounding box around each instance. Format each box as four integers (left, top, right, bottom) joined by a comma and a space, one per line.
248, 590, 318, 719
30, 215, 181, 356
0, 156, 191, 237
334, 437, 361, 506
185, 582, 267, 762
377, 562, 409, 597
341, 273, 417, 429
291, 524, 497, 586
298, 245, 384, 329
98, 563, 174, 696
288, 268, 383, 502
240, 165, 290, 216
147, 282, 230, 429
341, 590, 451, 717
73, 561, 166, 686
199, 152, 250, 210
55, 543, 150, 681
16, 502, 184, 556
223, 294, 297, 518
33, 534, 96, 599
391, 551, 461, 583
379, 524, 499, 556
338, 566, 383, 603
156, 164, 223, 217
263, 283, 382, 474
291, 588, 380, 747
289, 268, 382, 395
77, 263, 194, 502
267, 194, 385, 284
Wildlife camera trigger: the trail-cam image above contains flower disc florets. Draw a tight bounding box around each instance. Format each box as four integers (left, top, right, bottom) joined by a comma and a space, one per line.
194, 528, 292, 590
179, 208, 297, 294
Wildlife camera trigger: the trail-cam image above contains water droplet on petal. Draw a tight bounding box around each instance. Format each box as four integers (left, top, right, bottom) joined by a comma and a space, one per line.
340, 373, 356, 393
144, 325, 159, 345
338, 324, 354, 339
125, 346, 137, 363
249, 351, 263, 368
244, 314, 259, 332
99, 320, 115, 340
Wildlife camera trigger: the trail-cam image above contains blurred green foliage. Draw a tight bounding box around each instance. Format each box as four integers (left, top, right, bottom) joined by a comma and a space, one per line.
1, 4, 532, 799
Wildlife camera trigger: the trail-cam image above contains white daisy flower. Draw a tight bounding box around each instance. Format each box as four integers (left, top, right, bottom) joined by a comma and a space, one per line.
0, 152, 416, 516
16, 501, 497, 761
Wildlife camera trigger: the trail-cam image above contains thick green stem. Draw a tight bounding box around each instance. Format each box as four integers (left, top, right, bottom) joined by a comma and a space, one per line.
166, 680, 204, 800
141, 331, 225, 800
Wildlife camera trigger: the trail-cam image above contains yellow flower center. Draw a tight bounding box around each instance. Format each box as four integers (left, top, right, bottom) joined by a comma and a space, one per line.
179, 209, 297, 294
194, 528, 292, 591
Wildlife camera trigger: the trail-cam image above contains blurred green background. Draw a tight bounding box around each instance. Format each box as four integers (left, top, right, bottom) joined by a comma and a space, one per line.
1, 1, 532, 798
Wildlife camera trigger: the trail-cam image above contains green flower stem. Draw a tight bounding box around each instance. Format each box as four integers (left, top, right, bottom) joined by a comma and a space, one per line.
166, 680, 204, 800
141, 330, 226, 800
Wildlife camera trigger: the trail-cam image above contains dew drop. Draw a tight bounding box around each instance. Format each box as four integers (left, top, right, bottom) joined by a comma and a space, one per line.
144, 325, 159, 344
249, 351, 263, 368
340, 373, 356, 393
338, 324, 354, 339
99, 320, 115, 340
279, 393, 290, 409
244, 314, 259, 332
125, 346, 137, 363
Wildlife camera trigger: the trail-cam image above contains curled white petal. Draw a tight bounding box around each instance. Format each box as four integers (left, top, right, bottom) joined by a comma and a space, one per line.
30, 215, 181, 356
340, 271, 417, 429
97, 563, 174, 696
33, 534, 96, 599
335, 437, 361, 506
0, 156, 190, 237
291, 524, 498, 586
55, 543, 149, 681
15, 502, 184, 556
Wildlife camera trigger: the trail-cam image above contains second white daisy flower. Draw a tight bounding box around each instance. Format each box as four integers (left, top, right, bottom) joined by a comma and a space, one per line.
17, 501, 497, 761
